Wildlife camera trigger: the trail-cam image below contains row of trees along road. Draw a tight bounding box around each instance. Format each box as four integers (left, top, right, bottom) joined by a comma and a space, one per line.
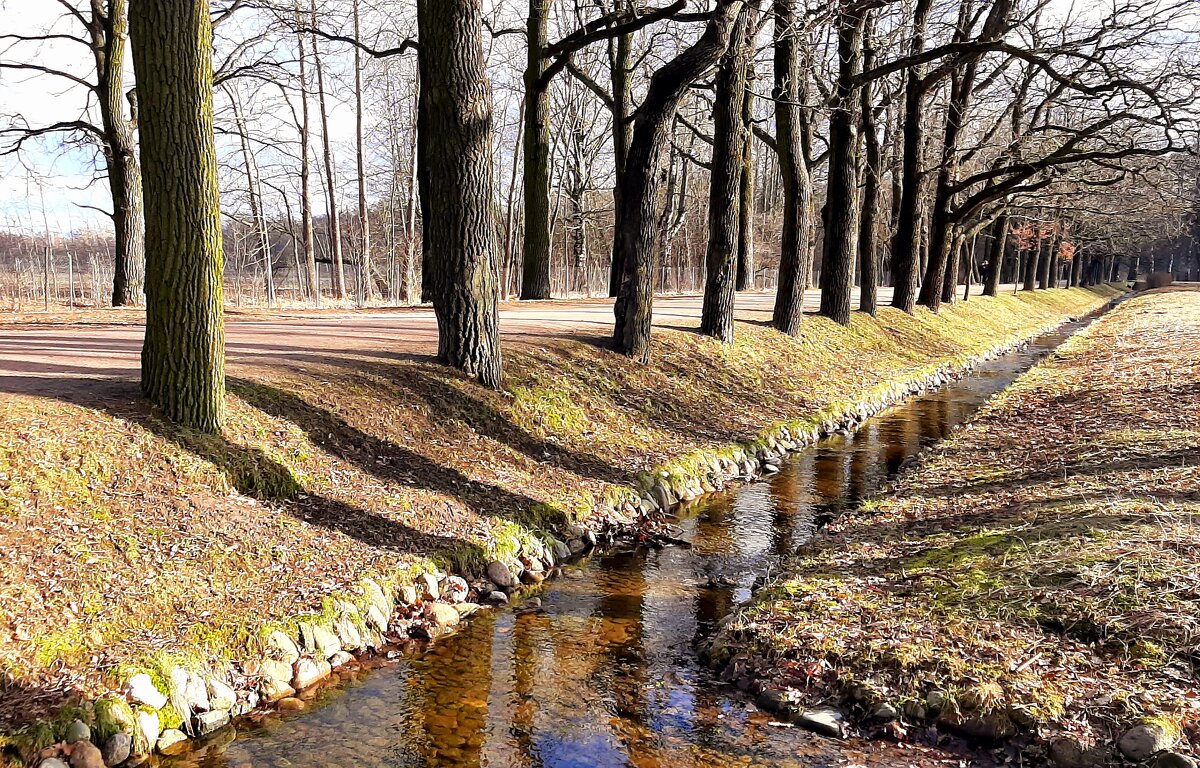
1, 0, 1198, 429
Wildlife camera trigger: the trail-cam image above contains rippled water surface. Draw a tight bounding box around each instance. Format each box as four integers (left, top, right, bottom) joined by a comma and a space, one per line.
166, 316, 1097, 768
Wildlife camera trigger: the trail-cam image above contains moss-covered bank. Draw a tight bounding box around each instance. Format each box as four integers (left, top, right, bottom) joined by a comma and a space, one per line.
707, 288, 1198, 765
0, 286, 1119, 761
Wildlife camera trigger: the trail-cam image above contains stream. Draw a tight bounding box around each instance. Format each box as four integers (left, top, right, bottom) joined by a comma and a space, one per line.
165, 312, 1101, 768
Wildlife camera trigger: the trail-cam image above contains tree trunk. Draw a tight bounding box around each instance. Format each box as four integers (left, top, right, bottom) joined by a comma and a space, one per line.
771, 0, 812, 336
231, 95, 274, 306
701, 6, 755, 343
735, 71, 756, 292
520, 0, 553, 299
605, 24, 636, 298
94, 0, 145, 307
417, 0, 503, 387
890, 0, 934, 313
1022, 239, 1038, 291
353, 0, 374, 302
613, 0, 744, 361
1037, 236, 1053, 289
982, 213, 1007, 296
857, 10, 879, 316
129, 0, 225, 432
296, 21, 319, 305
311, 2, 346, 300
818, 3, 864, 327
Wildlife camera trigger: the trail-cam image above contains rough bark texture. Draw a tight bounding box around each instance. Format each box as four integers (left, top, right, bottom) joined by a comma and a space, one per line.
735, 75, 756, 292
297, 25, 319, 305
890, 0, 934, 313
771, 0, 812, 336
92, 0, 145, 307
417, 0, 503, 388
520, 0, 552, 299
129, 0, 225, 432
311, 4, 347, 300
613, 0, 744, 361
607, 24, 634, 298
983, 213, 1007, 296
353, 0, 374, 302
857, 11, 879, 317
819, 4, 864, 327
1038, 237, 1054, 290
701, 7, 755, 343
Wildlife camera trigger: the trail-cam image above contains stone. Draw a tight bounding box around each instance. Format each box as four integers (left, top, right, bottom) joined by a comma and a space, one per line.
101, 733, 132, 767
925, 690, 948, 712
278, 697, 307, 712
259, 677, 295, 703
1119, 724, 1176, 762
292, 658, 331, 690
65, 719, 91, 744
155, 729, 188, 756
487, 561, 519, 589
94, 696, 137, 744
38, 760, 69, 768
334, 616, 363, 651
365, 604, 389, 633
362, 578, 392, 618
259, 658, 293, 684
942, 712, 1016, 743
183, 673, 210, 713
126, 673, 168, 710
652, 482, 675, 511
1049, 738, 1108, 768
417, 572, 440, 600
311, 624, 343, 658
207, 678, 237, 712
550, 538, 571, 561
133, 710, 160, 755
485, 591, 508, 604
567, 538, 586, 555
795, 708, 845, 738
192, 710, 230, 738
755, 689, 797, 716
520, 569, 545, 585
329, 651, 355, 668
68, 743, 103, 768
440, 575, 469, 603
1154, 753, 1198, 768
901, 700, 927, 723
454, 602, 479, 618
582, 530, 597, 547
397, 584, 419, 605
267, 630, 300, 664
871, 703, 899, 722
429, 603, 461, 628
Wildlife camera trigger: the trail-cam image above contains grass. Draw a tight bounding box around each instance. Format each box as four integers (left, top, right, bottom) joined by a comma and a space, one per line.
0, 286, 1117, 738
715, 288, 1199, 756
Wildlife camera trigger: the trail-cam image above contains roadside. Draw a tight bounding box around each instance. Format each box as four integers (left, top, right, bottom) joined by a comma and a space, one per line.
708, 288, 1198, 766
0, 285, 1117, 760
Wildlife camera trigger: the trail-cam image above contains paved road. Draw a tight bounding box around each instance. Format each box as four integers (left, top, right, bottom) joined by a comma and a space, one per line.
1, 285, 1007, 395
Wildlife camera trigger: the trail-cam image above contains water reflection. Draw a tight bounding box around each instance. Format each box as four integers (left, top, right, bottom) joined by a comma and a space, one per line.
167, 320, 1090, 768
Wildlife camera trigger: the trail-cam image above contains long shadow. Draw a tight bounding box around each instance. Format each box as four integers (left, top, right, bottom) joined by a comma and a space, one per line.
227, 377, 560, 526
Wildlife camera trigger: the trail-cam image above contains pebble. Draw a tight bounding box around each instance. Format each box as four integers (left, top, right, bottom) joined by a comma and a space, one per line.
429, 603, 461, 628
278, 697, 307, 712
1155, 753, 1198, 768
292, 658, 331, 690
208, 677, 237, 712
486, 561, 519, 589
485, 590, 509, 604
795, 708, 844, 738
65, 719, 90, 744
68, 741, 104, 768
125, 674, 168, 710
156, 729, 188, 755
1120, 724, 1177, 761
193, 710, 231, 737
101, 733, 132, 767
38, 760, 68, 768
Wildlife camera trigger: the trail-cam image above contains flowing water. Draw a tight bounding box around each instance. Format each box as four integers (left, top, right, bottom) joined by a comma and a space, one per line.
166, 314, 1100, 768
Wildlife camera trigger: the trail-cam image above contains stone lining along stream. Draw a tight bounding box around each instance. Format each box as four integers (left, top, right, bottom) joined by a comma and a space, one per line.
159, 311, 1106, 768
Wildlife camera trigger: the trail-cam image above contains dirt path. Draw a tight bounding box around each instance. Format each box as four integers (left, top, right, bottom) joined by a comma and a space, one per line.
0, 285, 987, 394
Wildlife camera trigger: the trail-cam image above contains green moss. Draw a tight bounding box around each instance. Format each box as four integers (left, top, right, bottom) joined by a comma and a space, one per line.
511, 384, 590, 437
906, 533, 1014, 571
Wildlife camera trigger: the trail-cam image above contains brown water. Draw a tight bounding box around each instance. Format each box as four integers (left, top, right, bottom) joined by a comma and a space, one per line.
166, 316, 1098, 768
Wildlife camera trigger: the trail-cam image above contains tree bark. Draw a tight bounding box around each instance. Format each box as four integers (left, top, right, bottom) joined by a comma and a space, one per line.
129, 0, 225, 432
819, 3, 864, 326
735, 70, 756, 292
701, 6, 755, 343
417, 0, 503, 387
296, 19, 319, 305
890, 0, 934, 313
92, 0, 145, 307
352, 0, 374, 302
607, 23, 635, 297
857, 10, 879, 316
982, 213, 1007, 296
520, 0, 552, 299
771, 0, 812, 335
613, 0, 744, 361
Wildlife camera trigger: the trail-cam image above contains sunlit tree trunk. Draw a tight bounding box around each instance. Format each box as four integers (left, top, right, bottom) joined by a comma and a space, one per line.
521, 0, 552, 299
129, 0, 225, 432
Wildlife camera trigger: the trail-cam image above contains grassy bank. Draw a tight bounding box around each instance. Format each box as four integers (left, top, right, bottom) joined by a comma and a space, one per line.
711, 288, 1198, 764
0, 286, 1117, 748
